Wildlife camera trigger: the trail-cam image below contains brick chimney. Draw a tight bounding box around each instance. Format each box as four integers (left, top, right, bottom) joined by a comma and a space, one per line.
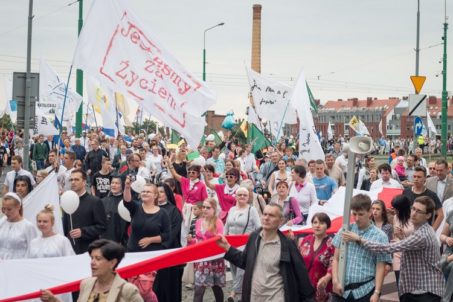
351, 98, 358, 107
428, 96, 437, 105
251, 4, 262, 73
366, 97, 372, 107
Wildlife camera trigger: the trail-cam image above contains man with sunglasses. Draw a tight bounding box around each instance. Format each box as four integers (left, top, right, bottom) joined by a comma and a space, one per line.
343, 196, 444, 302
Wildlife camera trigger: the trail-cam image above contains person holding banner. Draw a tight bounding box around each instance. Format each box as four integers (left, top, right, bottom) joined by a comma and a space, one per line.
0, 192, 38, 259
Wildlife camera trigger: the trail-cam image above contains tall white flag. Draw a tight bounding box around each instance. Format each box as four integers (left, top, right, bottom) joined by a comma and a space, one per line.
39, 59, 82, 121
72, 0, 214, 147
378, 119, 383, 136
246, 67, 297, 125
327, 121, 334, 140
247, 106, 260, 127
427, 113, 437, 135
290, 71, 324, 161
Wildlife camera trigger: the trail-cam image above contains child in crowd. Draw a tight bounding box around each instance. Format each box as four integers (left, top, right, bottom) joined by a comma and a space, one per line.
395, 156, 406, 181
182, 202, 203, 290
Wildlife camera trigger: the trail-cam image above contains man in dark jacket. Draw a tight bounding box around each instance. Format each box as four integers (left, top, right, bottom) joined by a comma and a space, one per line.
217, 203, 315, 302
63, 169, 107, 254
84, 139, 108, 181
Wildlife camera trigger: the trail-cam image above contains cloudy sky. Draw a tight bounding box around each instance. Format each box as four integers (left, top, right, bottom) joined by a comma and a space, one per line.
0, 0, 451, 119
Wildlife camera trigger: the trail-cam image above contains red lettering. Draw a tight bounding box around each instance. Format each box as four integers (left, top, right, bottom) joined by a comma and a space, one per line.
115, 60, 129, 80
139, 78, 148, 90
158, 87, 168, 100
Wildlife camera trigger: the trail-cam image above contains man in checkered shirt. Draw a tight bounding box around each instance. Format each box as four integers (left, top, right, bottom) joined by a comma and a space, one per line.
332, 194, 391, 302
343, 196, 445, 302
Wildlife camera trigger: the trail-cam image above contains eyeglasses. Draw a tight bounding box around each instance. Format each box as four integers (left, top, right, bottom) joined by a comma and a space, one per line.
410, 206, 427, 215
225, 175, 236, 179
203, 206, 212, 209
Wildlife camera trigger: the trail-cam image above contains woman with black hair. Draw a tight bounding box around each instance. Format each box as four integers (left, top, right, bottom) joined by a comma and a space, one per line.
101, 175, 129, 246
391, 194, 414, 286
40, 239, 143, 302
13, 175, 33, 199
154, 182, 184, 302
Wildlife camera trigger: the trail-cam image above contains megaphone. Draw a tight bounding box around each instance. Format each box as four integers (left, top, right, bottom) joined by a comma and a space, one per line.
349, 136, 373, 154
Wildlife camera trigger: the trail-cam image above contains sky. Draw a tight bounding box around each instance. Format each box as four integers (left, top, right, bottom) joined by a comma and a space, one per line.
0, 0, 451, 120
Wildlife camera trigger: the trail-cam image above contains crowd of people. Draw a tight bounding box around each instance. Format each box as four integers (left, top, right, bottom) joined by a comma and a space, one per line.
1, 128, 453, 301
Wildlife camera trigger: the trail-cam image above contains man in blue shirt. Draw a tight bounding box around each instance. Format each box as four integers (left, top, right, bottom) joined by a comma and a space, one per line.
332, 194, 391, 302
312, 159, 338, 204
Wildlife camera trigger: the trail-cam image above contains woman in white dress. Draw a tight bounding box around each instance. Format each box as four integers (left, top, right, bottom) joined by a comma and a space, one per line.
0, 192, 38, 259
28, 205, 75, 302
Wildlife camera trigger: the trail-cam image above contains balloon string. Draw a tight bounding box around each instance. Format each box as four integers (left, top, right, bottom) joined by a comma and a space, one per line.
70, 214, 75, 245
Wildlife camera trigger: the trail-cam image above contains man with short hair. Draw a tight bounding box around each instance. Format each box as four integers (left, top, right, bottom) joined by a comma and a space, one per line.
415, 147, 427, 168
258, 151, 280, 188
428, 161, 437, 177
32, 134, 48, 170
216, 204, 315, 302
370, 163, 403, 191
62, 151, 76, 191
325, 154, 345, 186
63, 169, 107, 254
403, 166, 444, 230
312, 159, 337, 203
206, 146, 225, 174
331, 194, 391, 302
71, 137, 86, 162
85, 140, 108, 178
343, 196, 444, 302
91, 157, 112, 198
426, 159, 453, 203
3, 155, 36, 194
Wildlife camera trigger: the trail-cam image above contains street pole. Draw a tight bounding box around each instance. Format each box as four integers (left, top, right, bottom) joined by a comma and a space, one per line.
415, 0, 420, 77
23, 0, 34, 170
442, 1, 448, 157
202, 22, 225, 82
75, 0, 83, 138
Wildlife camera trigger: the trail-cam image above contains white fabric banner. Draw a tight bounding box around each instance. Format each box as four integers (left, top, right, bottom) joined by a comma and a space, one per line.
72, 0, 215, 147
39, 60, 82, 121
246, 67, 297, 125
30, 107, 59, 136
427, 113, 437, 135
290, 71, 324, 161
247, 106, 260, 128
23, 172, 63, 235
378, 119, 383, 136
1, 77, 16, 122
328, 121, 334, 140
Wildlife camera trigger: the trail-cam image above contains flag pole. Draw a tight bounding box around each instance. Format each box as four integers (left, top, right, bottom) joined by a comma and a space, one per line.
274, 98, 291, 145
56, 65, 74, 153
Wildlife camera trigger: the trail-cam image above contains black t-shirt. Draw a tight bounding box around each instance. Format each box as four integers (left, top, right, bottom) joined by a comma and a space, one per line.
0, 145, 7, 166
91, 171, 112, 199
403, 187, 442, 225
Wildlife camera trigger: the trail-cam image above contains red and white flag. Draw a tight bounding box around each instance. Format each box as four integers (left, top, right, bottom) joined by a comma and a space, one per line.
72, 0, 215, 146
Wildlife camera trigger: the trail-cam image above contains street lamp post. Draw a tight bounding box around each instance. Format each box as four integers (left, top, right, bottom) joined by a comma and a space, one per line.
203, 22, 225, 82
441, 0, 448, 156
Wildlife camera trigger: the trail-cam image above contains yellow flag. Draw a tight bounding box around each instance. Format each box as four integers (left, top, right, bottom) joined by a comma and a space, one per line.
240, 120, 248, 137
349, 116, 359, 132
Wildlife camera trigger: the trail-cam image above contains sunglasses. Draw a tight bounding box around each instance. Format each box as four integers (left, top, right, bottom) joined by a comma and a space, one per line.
225, 175, 236, 179
188, 170, 198, 174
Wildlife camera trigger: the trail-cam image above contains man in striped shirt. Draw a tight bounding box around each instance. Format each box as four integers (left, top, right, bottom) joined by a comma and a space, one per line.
343, 196, 445, 302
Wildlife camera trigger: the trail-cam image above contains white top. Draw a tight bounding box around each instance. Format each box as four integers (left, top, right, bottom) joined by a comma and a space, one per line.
149, 154, 163, 173
27, 233, 75, 258
335, 154, 348, 173
0, 217, 38, 260
4, 168, 36, 192
288, 181, 318, 215
370, 178, 403, 191
224, 205, 261, 235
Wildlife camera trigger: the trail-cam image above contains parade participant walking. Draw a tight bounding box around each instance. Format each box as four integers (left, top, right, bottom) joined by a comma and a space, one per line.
299, 213, 335, 302
85, 140, 108, 179
289, 165, 318, 221
3, 155, 36, 194
216, 203, 315, 302
272, 181, 303, 225
343, 196, 445, 302
0, 192, 38, 259
40, 239, 143, 302
63, 169, 107, 254
331, 194, 391, 302
224, 187, 261, 302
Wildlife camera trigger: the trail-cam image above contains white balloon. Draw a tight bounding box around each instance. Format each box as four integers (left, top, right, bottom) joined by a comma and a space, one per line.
60, 190, 80, 215
131, 175, 146, 193
117, 200, 131, 222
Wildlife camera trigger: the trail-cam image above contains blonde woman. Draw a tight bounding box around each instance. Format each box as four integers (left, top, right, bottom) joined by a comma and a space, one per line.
193, 198, 225, 302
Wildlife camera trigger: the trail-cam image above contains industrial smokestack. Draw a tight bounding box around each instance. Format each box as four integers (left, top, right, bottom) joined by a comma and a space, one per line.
251, 4, 262, 73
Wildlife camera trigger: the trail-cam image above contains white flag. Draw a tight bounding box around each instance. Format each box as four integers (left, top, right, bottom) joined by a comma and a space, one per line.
378, 119, 383, 136
328, 121, 334, 140
87, 76, 119, 137
23, 172, 63, 234
39, 59, 82, 121
72, 0, 214, 147
427, 113, 437, 135
30, 107, 59, 136
290, 71, 324, 161
1, 77, 17, 122
246, 67, 297, 124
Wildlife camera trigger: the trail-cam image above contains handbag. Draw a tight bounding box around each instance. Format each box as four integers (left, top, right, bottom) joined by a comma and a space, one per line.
128, 271, 158, 302
241, 206, 252, 234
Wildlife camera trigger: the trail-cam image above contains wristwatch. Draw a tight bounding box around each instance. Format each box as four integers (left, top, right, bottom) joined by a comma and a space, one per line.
374, 290, 381, 297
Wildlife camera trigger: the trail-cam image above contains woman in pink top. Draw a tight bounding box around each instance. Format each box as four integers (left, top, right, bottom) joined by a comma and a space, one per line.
204, 168, 240, 223
167, 160, 208, 205
193, 198, 225, 302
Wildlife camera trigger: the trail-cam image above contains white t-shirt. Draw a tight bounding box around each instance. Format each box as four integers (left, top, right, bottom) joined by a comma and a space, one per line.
370, 178, 403, 191
4, 169, 36, 192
